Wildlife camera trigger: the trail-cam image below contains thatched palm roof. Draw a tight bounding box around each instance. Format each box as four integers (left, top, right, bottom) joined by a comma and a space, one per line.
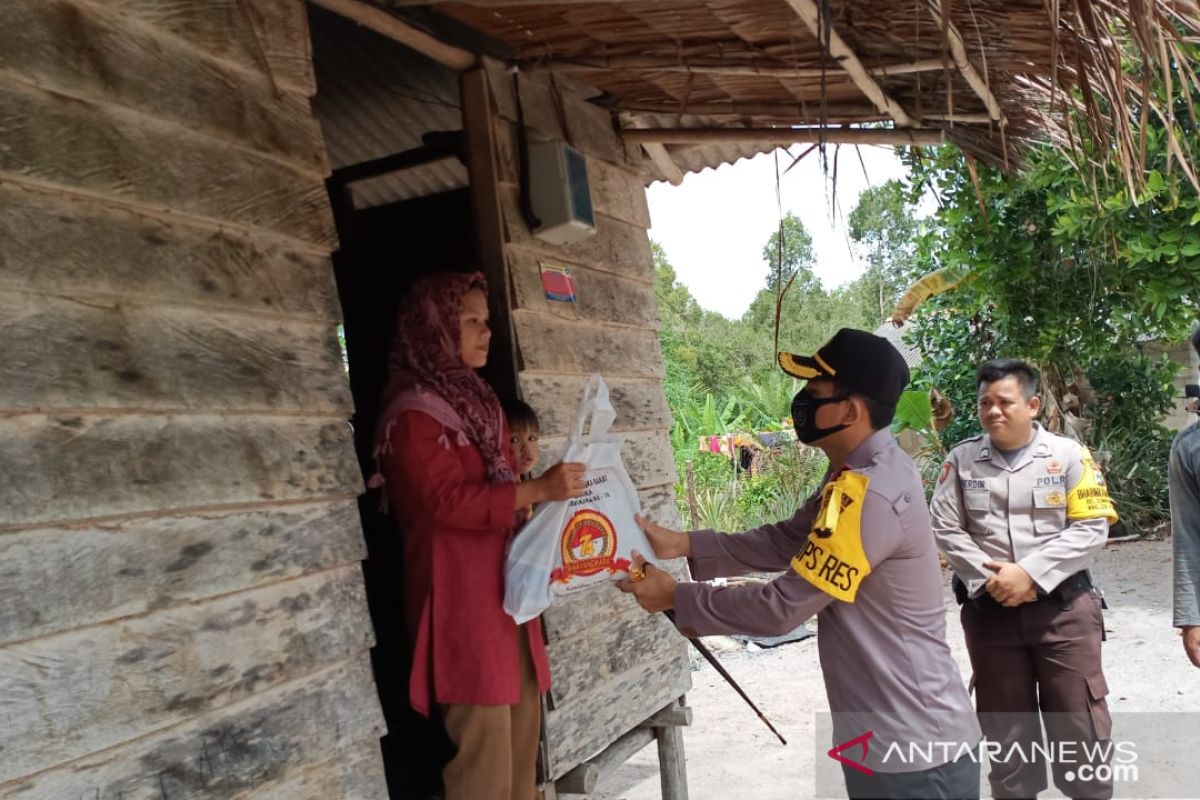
383, 0, 1200, 185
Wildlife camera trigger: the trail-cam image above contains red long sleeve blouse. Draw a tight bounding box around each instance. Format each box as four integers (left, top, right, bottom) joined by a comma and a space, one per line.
382, 410, 552, 714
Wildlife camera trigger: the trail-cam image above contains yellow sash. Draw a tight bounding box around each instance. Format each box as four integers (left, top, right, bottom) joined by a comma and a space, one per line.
1067, 447, 1119, 523
791, 471, 872, 602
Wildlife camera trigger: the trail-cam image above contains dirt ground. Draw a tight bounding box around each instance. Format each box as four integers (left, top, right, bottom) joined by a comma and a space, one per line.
594, 539, 1192, 800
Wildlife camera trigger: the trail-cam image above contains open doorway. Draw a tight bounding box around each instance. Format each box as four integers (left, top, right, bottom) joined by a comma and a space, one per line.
330, 188, 468, 798
309, 7, 514, 796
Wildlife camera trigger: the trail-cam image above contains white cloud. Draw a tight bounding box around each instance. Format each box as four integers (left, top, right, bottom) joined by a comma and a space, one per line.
646, 145, 912, 319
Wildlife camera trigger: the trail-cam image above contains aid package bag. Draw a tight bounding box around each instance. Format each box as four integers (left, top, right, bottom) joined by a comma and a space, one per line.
504, 374, 658, 624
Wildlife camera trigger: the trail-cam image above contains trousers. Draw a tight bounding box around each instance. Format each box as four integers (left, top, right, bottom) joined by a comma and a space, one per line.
961, 589, 1112, 800
441, 627, 542, 800
843, 753, 980, 800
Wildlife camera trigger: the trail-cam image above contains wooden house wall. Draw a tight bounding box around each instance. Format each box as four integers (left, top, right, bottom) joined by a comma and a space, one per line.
0, 1, 387, 797
482, 62, 692, 782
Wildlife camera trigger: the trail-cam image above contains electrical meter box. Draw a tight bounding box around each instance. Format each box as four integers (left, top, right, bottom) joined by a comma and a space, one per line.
529, 140, 596, 245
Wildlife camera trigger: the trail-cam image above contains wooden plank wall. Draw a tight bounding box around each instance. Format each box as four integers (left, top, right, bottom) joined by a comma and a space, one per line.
483, 61, 692, 781
0, 1, 387, 797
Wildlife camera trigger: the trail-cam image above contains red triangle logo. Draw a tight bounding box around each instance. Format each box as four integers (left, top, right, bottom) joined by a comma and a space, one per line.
827, 730, 875, 776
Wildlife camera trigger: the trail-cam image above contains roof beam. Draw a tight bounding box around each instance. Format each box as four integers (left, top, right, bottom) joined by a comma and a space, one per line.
616, 100, 889, 120
928, 0, 1007, 126
310, 0, 476, 70
621, 114, 684, 185
390, 0, 626, 4
621, 127, 946, 146
782, 0, 916, 127
921, 112, 992, 123
524, 56, 950, 80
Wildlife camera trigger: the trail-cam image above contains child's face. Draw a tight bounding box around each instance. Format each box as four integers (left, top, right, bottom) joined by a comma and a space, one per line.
509, 423, 540, 475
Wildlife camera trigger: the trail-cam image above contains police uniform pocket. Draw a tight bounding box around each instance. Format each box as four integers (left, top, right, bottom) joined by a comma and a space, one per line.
963, 489, 989, 534
1032, 488, 1068, 534
1086, 672, 1112, 740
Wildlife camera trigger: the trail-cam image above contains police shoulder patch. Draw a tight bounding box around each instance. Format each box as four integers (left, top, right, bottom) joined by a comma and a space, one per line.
1067, 446, 1118, 523
791, 471, 872, 602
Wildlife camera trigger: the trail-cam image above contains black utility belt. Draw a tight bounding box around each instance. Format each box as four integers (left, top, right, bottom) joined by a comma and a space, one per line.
953, 570, 1100, 608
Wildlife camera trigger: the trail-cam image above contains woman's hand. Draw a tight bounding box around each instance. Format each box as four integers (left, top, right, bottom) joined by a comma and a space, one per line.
537, 462, 587, 501
637, 514, 691, 559
516, 463, 587, 509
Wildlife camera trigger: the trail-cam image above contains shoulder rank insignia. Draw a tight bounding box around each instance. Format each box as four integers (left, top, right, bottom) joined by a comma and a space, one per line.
791, 471, 872, 602
1067, 447, 1119, 524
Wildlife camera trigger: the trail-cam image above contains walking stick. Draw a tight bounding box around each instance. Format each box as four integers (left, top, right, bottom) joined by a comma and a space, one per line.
664, 609, 788, 746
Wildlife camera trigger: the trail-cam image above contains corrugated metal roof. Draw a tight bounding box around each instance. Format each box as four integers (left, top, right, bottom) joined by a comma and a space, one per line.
310, 6, 468, 209
874, 320, 922, 368
306, 9, 835, 199
307, 9, 829, 198
633, 112, 777, 184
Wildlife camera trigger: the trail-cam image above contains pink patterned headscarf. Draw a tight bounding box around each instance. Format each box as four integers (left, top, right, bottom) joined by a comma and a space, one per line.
370, 272, 516, 491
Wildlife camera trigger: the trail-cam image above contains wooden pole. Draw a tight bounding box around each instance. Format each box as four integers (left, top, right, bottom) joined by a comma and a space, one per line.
927, 0, 1008, 126
462, 68, 520, 401
523, 56, 951, 79
309, 0, 476, 70
782, 0, 916, 127
621, 127, 946, 146
555, 726, 656, 794
622, 113, 684, 185
921, 112, 993, 123
617, 100, 889, 119
685, 460, 700, 530
655, 697, 690, 800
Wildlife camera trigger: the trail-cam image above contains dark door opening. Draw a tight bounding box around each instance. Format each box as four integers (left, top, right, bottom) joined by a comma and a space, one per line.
310, 9, 524, 794
329, 187, 472, 798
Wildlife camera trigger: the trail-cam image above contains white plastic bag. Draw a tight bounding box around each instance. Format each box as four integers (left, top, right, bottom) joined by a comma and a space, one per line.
504, 374, 658, 624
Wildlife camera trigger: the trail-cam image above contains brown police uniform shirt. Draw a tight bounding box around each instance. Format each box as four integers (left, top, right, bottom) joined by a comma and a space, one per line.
930, 423, 1113, 597
673, 430, 979, 768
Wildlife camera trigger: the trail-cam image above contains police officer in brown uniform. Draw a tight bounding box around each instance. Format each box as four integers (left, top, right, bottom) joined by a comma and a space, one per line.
931, 359, 1117, 800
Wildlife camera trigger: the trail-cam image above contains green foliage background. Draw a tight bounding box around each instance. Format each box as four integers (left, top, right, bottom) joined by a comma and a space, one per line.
902, 50, 1200, 530
656, 180, 918, 531
656, 74, 1200, 533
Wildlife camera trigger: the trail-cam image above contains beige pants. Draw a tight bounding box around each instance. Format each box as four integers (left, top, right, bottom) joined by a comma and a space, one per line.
441, 628, 542, 800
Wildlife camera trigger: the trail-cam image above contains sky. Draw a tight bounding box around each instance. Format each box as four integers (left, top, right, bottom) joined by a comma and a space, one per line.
646, 144, 913, 320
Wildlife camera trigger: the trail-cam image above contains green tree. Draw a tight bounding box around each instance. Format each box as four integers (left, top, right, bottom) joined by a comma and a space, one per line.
762, 212, 818, 294
847, 179, 921, 319
654, 242, 768, 399
745, 213, 888, 357
904, 123, 1200, 526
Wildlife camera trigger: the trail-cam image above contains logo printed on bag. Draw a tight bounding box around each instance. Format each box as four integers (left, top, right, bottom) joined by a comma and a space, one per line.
549, 509, 631, 584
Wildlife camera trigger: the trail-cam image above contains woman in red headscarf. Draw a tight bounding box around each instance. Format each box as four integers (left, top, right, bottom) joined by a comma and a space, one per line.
372, 272, 585, 800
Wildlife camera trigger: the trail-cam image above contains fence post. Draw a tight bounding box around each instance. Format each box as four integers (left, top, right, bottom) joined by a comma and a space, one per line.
685, 460, 700, 529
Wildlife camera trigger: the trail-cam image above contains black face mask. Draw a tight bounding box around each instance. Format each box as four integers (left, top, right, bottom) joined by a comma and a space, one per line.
792, 390, 852, 444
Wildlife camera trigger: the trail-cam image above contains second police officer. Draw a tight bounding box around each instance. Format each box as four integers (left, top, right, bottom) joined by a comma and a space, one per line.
931, 359, 1118, 800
